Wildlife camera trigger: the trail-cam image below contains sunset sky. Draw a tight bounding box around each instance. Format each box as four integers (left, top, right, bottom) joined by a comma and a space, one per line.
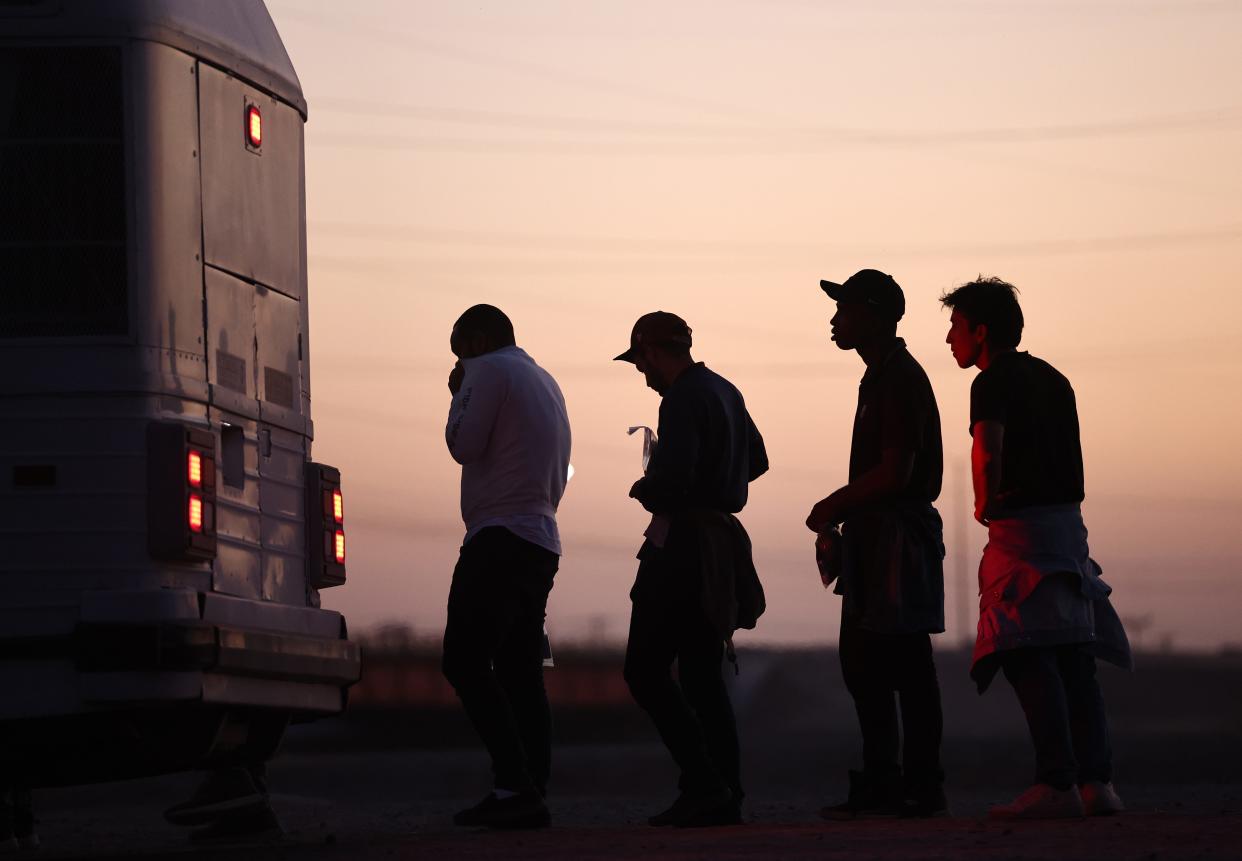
266, 0, 1242, 651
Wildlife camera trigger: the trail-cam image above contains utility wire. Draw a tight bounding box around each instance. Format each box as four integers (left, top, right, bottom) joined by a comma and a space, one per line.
306, 223, 1242, 262
271, 6, 794, 122
313, 96, 1242, 145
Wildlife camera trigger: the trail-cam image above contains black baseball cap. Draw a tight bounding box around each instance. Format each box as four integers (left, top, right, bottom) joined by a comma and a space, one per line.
614, 311, 693, 363
820, 269, 905, 321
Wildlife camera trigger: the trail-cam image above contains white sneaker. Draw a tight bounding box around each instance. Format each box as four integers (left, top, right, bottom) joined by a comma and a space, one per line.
1080, 781, 1124, 816
989, 784, 1085, 820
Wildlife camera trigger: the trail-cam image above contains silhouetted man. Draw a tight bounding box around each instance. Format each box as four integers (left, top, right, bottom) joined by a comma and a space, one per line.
442, 304, 572, 829
616, 312, 768, 827
807, 270, 947, 819
942, 276, 1131, 820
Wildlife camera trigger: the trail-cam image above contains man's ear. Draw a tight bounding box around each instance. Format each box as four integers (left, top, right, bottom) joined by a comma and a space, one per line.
974, 322, 989, 347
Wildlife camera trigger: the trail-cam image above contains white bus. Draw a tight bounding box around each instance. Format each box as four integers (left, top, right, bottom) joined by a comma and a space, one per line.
0, 0, 359, 786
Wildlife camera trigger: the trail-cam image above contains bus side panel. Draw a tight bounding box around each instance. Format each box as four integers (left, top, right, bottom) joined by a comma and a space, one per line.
126, 41, 207, 391
196, 61, 302, 300
204, 266, 259, 420
256, 285, 304, 433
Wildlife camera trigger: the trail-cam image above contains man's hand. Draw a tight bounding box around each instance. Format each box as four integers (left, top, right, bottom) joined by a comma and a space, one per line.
806, 497, 837, 533
448, 361, 465, 395
814, 525, 842, 588
973, 502, 990, 526
628, 478, 645, 500
971, 421, 1004, 529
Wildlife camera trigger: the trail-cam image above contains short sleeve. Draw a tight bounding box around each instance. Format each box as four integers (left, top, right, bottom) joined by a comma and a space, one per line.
970, 366, 1008, 432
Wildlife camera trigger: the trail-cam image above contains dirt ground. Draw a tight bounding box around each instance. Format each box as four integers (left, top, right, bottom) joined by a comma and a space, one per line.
27, 648, 1242, 860
31, 746, 1242, 861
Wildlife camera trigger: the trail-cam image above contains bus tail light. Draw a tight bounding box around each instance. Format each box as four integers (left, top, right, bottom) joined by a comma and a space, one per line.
246, 103, 262, 149
148, 422, 217, 560
188, 450, 203, 487
188, 495, 204, 533
306, 463, 346, 588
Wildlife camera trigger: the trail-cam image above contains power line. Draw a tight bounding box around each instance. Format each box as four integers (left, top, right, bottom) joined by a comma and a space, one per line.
305, 223, 1242, 263
313, 96, 1242, 145
271, 6, 794, 122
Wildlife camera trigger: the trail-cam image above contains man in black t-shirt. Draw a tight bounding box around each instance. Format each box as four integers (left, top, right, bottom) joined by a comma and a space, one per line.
942, 276, 1131, 821
808, 270, 947, 820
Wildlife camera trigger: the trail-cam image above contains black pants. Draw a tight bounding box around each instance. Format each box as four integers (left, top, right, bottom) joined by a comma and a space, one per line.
838, 614, 944, 795
442, 526, 558, 795
1000, 645, 1112, 790
623, 550, 740, 800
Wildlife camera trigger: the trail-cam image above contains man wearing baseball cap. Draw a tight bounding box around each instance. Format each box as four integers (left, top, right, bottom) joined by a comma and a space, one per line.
616, 311, 768, 827
807, 270, 948, 819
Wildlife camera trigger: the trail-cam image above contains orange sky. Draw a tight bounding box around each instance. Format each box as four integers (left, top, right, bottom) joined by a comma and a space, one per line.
268, 0, 1242, 651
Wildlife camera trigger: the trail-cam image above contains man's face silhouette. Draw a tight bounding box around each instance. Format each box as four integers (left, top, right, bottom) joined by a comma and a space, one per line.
829, 300, 883, 351
633, 344, 669, 395
945, 309, 985, 368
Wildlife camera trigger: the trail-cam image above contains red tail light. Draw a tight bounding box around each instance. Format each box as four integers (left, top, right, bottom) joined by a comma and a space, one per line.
187, 450, 203, 488
188, 494, 204, 533
306, 462, 346, 588
149, 422, 217, 561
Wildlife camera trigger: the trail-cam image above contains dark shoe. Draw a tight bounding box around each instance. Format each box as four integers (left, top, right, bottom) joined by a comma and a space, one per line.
453, 792, 550, 830
188, 805, 283, 846
820, 770, 904, 821
648, 786, 735, 827
902, 786, 950, 818
165, 768, 267, 826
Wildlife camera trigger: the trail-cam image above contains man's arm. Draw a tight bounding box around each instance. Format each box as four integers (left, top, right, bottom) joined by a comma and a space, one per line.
445, 360, 504, 465
805, 447, 915, 532
971, 420, 1004, 525
630, 395, 698, 513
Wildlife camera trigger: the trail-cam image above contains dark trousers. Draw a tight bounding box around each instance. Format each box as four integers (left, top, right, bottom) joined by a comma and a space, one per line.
1000, 645, 1112, 790
623, 551, 741, 800
442, 526, 558, 795
839, 614, 944, 795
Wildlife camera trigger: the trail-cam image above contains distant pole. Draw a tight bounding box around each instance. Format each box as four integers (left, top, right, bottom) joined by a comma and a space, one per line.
953, 457, 971, 650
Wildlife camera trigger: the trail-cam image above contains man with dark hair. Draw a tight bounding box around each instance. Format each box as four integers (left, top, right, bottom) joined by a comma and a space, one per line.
443, 304, 572, 829
616, 312, 768, 827
942, 277, 1131, 820
807, 269, 947, 820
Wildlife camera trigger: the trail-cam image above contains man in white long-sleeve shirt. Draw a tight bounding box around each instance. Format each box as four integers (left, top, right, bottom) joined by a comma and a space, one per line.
441, 304, 571, 831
